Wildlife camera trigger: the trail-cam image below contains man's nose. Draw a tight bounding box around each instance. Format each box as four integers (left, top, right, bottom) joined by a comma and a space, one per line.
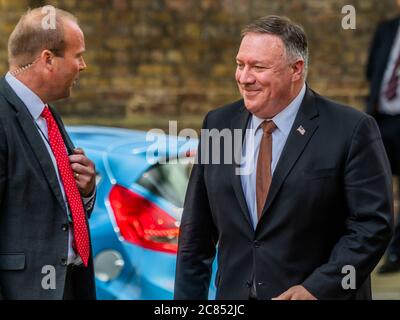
238, 67, 255, 84
80, 58, 87, 71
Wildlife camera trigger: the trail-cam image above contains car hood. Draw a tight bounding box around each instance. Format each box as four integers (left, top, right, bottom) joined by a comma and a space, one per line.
67, 125, 197, 158
67, 125, 198, 185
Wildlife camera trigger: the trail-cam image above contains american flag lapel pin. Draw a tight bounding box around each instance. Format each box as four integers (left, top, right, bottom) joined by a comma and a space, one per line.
297, 125, 306, 136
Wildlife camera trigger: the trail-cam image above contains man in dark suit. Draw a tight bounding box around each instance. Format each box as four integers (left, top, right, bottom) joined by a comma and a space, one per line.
174, 15, 393, 300
366, 5, 400, 274
0, 7, 96, 299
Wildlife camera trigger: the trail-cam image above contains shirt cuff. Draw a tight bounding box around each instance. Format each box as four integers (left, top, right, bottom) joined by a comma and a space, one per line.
82, 188, 96, 206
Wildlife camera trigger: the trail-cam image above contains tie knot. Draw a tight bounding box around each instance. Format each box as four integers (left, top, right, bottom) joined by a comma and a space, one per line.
41, 105, 52, 120
260, 120, 276, 134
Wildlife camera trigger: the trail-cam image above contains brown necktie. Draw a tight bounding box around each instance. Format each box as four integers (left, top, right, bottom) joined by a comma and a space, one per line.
256, 120, 277, 220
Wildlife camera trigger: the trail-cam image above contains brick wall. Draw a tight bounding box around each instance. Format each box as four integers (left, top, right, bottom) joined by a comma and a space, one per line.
0, 0, 397, 129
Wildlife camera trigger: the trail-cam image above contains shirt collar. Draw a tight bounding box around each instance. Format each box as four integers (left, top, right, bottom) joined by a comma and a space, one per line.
252, 83, 306, 136
5, 72, 46, 120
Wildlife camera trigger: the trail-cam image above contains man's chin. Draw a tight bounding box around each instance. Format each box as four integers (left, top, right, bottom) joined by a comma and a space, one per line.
243, 100, 260, 114
55, 90, 71, 101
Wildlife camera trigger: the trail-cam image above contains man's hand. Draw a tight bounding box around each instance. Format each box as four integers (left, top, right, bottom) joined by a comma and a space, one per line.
69, 148, 96, 197
272, 285, 317, 300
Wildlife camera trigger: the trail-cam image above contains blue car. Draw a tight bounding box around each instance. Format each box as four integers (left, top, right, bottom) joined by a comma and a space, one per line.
67, 126, 216, 300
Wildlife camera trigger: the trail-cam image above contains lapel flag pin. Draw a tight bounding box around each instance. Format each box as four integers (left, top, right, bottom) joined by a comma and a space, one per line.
297, 125, 306, 136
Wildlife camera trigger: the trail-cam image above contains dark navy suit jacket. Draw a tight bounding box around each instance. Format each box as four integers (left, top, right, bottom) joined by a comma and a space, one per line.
175, 87, 393, 300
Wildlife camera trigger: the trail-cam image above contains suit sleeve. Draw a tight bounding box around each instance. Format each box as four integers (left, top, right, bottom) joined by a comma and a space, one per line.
174, 112, 219, 300
302, 116, 393, 299
0, 118, 6, 210
0, 117, 6, 300
82, 191, 96, 217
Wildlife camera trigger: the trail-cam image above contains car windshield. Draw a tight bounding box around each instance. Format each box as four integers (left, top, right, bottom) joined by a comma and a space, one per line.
136, 159, 193, 209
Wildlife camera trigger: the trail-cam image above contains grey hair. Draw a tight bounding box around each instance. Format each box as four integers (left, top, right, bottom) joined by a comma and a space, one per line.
241, 15, 308, 78
8, 6, 78, 67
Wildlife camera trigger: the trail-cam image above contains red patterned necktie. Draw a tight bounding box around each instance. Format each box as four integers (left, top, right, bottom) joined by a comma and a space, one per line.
41, 106, 90, 266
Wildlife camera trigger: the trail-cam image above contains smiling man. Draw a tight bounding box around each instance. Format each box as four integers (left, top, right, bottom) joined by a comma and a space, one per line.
174, 15, 393, 300
0, 7, 96, 299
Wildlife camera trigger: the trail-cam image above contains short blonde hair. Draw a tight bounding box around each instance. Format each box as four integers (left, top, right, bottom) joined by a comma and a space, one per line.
8, 7, 78, 67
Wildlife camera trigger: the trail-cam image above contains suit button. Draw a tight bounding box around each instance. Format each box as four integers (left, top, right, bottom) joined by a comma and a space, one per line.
61, 224, 68, 232
60, 258, 67, 266
246, 281, 252, 288
253, 241, 260, 248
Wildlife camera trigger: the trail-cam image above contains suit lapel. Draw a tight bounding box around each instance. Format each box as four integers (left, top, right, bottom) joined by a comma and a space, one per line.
259, 87, 320, 221
0, 77, 67, 212
230, 103, 253, 227
381, 19, 400, 72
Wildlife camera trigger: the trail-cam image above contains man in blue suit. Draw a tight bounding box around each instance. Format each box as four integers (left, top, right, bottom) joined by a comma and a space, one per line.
175, 15, 393, 300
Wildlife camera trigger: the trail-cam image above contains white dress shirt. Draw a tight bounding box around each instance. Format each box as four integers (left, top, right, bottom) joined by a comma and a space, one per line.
240, 84, 306, 229
5, 72, 94, 265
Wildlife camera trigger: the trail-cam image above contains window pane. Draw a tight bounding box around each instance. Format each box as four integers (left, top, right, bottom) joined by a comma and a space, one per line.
137, 159, 193, 208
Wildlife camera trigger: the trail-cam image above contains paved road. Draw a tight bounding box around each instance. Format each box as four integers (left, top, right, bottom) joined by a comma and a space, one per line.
372, 260, 400, 300
372, 181, 400, 299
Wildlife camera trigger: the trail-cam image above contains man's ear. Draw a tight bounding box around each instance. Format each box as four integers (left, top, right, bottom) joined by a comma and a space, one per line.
291, 60, 304, 82
41, 50, 54, 69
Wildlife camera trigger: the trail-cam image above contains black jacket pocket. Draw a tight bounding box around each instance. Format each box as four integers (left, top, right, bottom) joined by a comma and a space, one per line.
0, 253, 25, 270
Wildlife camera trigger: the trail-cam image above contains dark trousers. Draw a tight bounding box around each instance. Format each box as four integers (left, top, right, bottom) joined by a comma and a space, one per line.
63, 265, 76, 300
376, 113, 400, 256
